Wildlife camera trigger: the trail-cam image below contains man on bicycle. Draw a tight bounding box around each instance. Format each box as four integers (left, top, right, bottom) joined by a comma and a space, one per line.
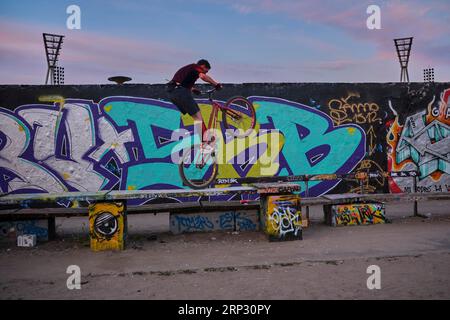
167, 59, 222, 143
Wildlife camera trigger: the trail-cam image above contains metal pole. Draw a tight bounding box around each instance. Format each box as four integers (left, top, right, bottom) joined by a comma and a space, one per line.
413, 175, 418, 216
305, 179, 310, 227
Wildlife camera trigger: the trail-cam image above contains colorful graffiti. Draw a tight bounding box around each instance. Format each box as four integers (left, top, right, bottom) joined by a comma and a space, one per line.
387, 88, 450, 193
0, 220, 49, 241
250, 97, 366, 196
172, 215, 215, 233
170, 210, 258, 234
235, 212, 258, 231
348, 160, 387, 194
89, 202, 126, 251
0, 96, 365, 202
327, 93, 387, 193
328, 93, 382, 126
263, 195, 302, 240
330, 203, 385, 226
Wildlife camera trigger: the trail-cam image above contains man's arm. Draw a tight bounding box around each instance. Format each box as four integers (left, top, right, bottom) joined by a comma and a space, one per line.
199, 73, 220, 87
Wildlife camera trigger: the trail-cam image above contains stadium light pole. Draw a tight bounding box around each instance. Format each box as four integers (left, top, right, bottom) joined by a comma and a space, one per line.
394, 37, 413, 83
43, 33, 65, 85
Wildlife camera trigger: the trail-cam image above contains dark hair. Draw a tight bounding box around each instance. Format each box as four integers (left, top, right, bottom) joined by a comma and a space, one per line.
197, 59, 211, 69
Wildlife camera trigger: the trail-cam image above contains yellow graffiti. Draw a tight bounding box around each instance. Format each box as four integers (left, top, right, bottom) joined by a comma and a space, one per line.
328, 93, 382, 126
71, 200, 80, 208
104, 105, 113, 113
348, 160, 386, 194
312, 174, 338, 181
38, 95, 65, 105
218, 130, 284, 179
367, 126, 377, 155
334, 204, 385, 226
181, 103, 284, 184
89, 202, 126, 251
265, 195, 302, 238
38, 95, 66, 127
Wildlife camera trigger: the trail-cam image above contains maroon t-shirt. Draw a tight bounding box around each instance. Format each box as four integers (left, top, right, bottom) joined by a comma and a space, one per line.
171, 63, 203, 89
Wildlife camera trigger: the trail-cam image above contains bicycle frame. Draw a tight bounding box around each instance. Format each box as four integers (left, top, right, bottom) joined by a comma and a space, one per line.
204, 90, 245, 134
180, 88, 256, 188
194, 90, 243, 168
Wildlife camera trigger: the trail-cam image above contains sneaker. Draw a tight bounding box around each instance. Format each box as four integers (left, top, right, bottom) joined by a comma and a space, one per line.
200, 142, 215, 155
202, 132, 216, 145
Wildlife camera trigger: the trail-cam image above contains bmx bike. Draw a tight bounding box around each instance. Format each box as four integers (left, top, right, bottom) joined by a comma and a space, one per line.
178, 87, 256, 189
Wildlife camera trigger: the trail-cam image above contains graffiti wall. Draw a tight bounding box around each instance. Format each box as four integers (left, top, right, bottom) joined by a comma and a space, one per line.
387, 88, 450, 193
0, 83, 448, 203
0, 219, 49, 241
326, 203, 386, 226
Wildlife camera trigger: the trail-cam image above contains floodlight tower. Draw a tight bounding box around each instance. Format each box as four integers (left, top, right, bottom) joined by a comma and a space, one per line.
43, 33, 65, 85
53, 66, 65, 85
394, 37, 413, 82
423, 68, 435, 83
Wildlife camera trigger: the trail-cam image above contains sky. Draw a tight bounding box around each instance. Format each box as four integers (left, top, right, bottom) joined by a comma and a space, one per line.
0, 0, 449, 84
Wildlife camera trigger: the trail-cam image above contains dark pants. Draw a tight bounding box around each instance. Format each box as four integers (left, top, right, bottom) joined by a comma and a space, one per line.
166, 85, 200, 116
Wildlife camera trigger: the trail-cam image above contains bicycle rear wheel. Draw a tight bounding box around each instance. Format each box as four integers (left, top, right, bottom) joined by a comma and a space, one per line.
178, 144, 218, 189
222, 96, 256, 138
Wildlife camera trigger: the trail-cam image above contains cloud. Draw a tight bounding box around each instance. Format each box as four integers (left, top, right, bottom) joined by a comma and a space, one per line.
0, 19, 195, 84
223, 0, 450, 70
231, 4, 254, 15
1, 1, 449, 84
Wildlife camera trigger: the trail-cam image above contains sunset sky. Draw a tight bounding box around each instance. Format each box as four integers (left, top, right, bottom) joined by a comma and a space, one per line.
1, 0, 449, 84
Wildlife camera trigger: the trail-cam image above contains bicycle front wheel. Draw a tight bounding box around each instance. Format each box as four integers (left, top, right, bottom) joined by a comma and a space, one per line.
178, 144, 218, 189
222, 96, 256, 138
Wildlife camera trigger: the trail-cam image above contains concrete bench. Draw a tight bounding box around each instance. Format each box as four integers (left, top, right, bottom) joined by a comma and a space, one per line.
2, 182, 448, 249
0, 183, 302, 249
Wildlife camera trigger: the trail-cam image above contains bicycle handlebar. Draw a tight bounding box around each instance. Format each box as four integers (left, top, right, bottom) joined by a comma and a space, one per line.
199, 88, 217, 95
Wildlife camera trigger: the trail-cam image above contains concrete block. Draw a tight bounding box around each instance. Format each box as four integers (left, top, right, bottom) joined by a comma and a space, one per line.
261, 195, 302, 241
89, 202, 127, 251
326, 203, 386, 226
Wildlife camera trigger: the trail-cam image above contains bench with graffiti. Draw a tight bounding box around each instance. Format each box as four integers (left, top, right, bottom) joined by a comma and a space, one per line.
0, 182, 302, 250
1, 171, 449, 250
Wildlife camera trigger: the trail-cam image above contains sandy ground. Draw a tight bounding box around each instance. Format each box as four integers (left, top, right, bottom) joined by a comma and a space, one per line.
0, 200, 449, 300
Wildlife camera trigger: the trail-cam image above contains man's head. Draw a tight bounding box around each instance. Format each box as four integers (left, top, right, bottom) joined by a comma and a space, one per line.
197, 59, 211, 73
